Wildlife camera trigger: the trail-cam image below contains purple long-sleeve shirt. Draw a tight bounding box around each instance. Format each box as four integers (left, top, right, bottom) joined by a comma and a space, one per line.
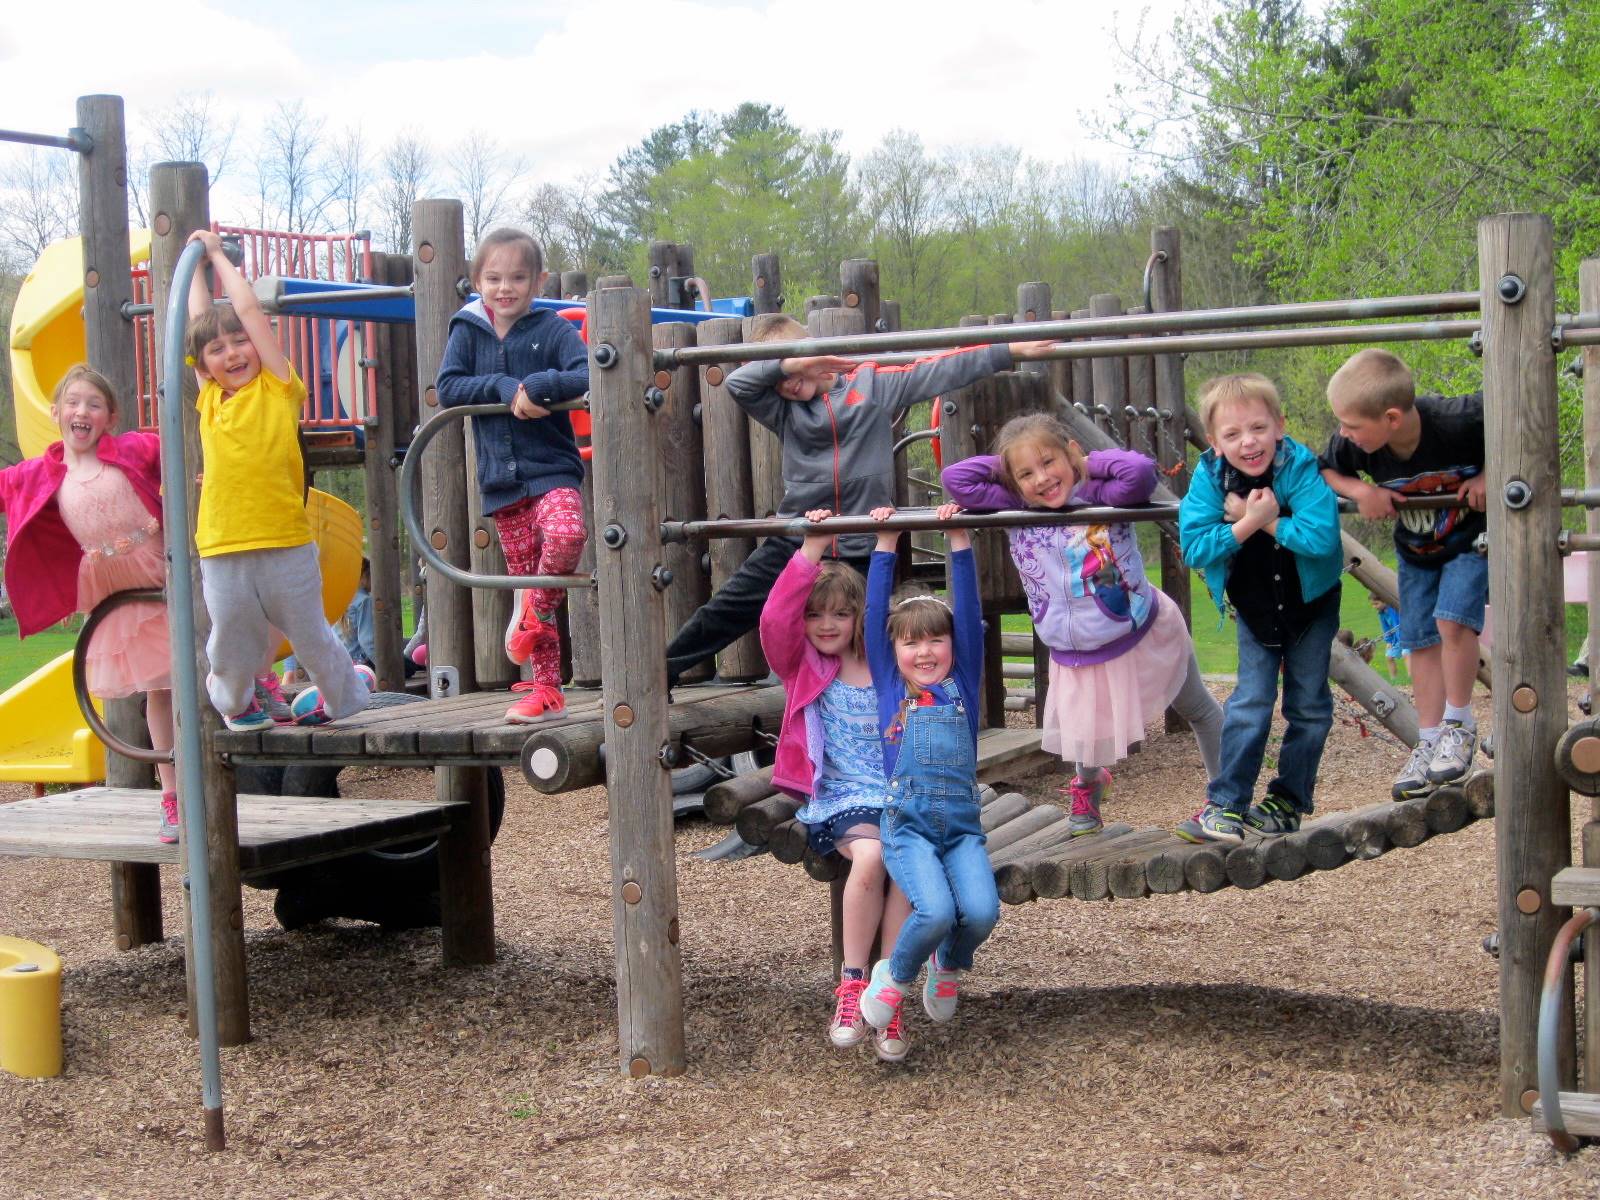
942, 449, 1162, 666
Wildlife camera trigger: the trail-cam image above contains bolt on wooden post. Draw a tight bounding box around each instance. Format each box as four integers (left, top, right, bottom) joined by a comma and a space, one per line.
1480, 212, 1571, 1115
589, 283, 685, 1077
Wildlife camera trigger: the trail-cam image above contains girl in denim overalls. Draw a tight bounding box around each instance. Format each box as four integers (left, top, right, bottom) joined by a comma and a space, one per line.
857, 504, 1000, 1044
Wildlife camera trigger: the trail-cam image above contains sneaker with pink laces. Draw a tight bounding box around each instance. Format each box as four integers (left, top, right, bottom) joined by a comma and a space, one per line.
922, 952, 962, 1023
860, 959, 907, 1031
874, 1001, 909, 1063
506, 681, 565, 724
504, 589, 556, 666
829, 977, 868, 1048
254, 671, 294, 723
1066, 767, 1111, 836
158, 791, 179, 845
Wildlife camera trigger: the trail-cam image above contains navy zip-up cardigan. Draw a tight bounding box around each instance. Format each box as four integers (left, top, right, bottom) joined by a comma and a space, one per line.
435, 299, 588, 515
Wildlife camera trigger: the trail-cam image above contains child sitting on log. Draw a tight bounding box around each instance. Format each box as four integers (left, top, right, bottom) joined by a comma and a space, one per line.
760, 508, 911, 1062
942, 414, 1223, 837
1175, 374, 1344, 842
664, 314, 1058, 686
857, 504, 999, 1049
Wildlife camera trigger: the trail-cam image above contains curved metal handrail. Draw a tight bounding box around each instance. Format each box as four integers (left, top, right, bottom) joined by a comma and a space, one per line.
398, 400, 593, 593
1537, 905, 1598, 1153
71, 588, 174, 765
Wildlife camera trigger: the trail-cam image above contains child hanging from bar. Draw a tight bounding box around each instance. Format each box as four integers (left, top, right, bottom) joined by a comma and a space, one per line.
185, 230, 376, 731
761, 507, 911, 1062
436, 228, 589, 724
664, 314, 1059, 686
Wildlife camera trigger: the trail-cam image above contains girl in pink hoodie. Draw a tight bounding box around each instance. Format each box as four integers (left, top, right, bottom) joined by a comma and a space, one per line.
0, 364, 177, 842
760, 509, 911, 1062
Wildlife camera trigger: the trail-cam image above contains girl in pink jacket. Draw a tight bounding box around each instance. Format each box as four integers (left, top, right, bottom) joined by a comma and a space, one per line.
760, 508, 911, 1062
0, 365, 177, 842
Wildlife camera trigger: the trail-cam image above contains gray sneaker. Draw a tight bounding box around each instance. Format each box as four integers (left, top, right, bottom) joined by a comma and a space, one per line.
1392, 740, 1436, 799
254, 672, 294, 723
1425, 721, 1477, 785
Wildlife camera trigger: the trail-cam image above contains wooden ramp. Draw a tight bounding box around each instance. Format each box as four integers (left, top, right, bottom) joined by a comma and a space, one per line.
715, 766, 1494, 901
0, 786, 464, 881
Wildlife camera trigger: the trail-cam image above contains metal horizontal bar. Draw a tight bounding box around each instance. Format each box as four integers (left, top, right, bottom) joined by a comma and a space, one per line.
0, 126, 91, 152
653, 292, 1481, 367
1562, 327, 1600, 346
892, 428, 939, 456
399, 402, 595, 592
660, 504, 1181, 543
272, 284, 414, 307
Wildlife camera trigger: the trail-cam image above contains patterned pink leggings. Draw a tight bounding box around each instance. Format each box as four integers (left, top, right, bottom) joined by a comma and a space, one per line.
493, 486, 587, 686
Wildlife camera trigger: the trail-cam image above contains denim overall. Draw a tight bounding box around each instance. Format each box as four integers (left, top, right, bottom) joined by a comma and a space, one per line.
881, 686, 1001, 983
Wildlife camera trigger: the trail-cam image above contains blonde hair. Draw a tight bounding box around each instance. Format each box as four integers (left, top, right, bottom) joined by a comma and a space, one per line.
885, 586, 953, 645
470, 228, 544, 283
1198, 373, 1284, 433
750, 313, 807, 342
184, 303, 247, 370
52, 364, 118, 423
1327, 348, 1415, 419
992, 413, 1087, 499
806, 562, 866, 659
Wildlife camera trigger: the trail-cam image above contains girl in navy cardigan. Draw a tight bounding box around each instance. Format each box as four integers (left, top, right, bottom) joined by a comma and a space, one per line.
436, 229, 589, 723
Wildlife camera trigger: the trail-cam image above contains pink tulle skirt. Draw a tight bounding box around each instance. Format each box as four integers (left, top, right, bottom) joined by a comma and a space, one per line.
77, 537, 171, 699
1041, 589, 1194, 768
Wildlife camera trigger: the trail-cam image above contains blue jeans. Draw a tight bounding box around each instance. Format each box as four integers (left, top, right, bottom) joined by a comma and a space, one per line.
1396, 551, 1487, 651
1207, 591, 1340, 817
881, 699, 1000, 982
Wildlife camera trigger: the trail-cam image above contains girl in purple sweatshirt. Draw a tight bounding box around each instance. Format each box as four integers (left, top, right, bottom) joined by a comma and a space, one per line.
942, 414, 1222, 835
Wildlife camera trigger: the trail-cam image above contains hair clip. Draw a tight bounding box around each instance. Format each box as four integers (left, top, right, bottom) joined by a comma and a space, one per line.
184, 355, 196, 366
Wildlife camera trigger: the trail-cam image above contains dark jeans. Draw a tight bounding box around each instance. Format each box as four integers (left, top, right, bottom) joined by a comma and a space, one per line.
1207, 592, 1340, 816
665, 537, 870, 686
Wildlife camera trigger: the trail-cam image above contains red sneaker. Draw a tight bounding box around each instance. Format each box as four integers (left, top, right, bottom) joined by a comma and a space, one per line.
506, 681, 565, 724
504, 589, 540, 665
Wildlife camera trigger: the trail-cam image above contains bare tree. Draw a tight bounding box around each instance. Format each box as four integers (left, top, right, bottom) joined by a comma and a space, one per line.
129, 90, 240, 227
449, 131, 524, 247
0, 148, 79, 271
328, 124, 370, 235
519, 174, 621, 276
375, 130, 433, 254
255, 100, 338, 233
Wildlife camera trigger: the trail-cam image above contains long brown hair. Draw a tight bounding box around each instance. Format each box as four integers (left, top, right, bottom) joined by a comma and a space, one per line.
806, 562, 866, 658
51, 363, 119, 425
992, 412, 1086, 499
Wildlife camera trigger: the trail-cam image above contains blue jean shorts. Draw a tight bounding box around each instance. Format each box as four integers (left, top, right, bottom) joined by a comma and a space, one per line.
1396, 551, 1488, 651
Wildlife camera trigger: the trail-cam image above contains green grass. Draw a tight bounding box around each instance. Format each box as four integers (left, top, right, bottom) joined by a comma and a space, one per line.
0, 613, 82, 692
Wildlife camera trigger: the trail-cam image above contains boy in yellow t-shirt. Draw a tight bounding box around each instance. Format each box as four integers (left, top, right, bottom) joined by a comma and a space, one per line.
184, 230, 374, 730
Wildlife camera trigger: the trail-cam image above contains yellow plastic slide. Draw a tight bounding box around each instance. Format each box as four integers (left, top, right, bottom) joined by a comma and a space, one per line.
3, 234, 366, 784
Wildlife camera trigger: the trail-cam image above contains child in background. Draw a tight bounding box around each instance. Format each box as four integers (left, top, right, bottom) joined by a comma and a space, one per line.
665, 314, 1059, 686
0, 365, 178, 841
760, 507, 911, 1062
1319, 349, 1487, 796
1377, 601, 1409, 683
1176, 374, 1344, 843
857, 504, 1000, 1048
185, 230, 375, 729
942, 415, 1223, 835
436, 228, 588, 724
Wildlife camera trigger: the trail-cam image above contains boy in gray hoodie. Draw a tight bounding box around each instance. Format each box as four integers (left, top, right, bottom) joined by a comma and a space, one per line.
666, 314, 1056, 685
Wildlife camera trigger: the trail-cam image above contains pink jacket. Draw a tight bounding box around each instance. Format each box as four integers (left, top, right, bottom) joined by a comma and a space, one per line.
0, 431, 163, 637
759, 553, 840, 799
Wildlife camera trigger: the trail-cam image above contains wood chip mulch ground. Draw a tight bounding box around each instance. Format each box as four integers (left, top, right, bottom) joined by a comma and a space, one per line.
3, 685, 1599, 1198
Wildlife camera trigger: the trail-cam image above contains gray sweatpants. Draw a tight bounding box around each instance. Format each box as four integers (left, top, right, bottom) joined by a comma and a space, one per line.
1077, 651, 1224, 782
200, 543, 367, 720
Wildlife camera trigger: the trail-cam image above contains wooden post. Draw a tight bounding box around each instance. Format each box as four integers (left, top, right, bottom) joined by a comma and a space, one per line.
560, 271, 588, 300
79, 95, 163, 948
697, 317, 766, 681
1480, 213, 1571, 1115
149, 161, 249, 1043
653, 321, 711, 680
567, 463, 602, 688
412, 198, 494, 964
1580, 257, 1600, 1091
1149, 229, 1194, 734
384, 254, 419, 438
540, 272, 562, 300
648, 242, 694, 309
590, 283, 685, 1076
363, 253, 404, 691
1089, 294, 1129, 446
752, 254, 782, 315
1047, 309, 1073, 404
748, 256, 786, 526
804, 295, 841, 319
840, 259, 880, 335
1015, 283, 1051, 379
1070, 307, 1094, 431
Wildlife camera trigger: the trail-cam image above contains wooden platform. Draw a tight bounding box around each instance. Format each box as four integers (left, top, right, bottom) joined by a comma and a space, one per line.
1532, 1092, 1600, 1139
213, 682, 762, 768
0, 787, 464, 880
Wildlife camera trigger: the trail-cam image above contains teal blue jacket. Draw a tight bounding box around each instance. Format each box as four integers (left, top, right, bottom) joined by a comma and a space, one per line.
1180, 435, 1344, 619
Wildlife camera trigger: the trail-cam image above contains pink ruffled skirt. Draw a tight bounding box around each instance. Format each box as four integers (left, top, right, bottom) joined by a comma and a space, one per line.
1041, 589, 1194, 767
77, 537, 171, 699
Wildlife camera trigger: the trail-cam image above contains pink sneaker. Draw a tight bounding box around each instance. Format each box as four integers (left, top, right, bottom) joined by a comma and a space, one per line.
506, 681, 565, 724
158, 791, 179, 844
504, 590, 541, 665
829, 977, 868, 1048
410, 642, 428, 667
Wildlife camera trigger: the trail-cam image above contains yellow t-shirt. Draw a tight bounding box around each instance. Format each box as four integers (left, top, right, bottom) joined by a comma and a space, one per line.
195, 364, 313, 557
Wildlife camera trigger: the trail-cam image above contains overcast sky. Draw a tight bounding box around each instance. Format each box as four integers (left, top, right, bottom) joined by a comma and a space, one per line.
1, 0, 1193, 191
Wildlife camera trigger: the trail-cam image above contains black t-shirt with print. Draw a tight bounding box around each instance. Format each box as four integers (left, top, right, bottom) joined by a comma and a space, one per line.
1319, 393, 1485, 567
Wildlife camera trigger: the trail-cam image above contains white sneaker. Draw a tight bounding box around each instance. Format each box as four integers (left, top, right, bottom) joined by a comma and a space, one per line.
874, 1002, 909, 1063
922, 953, 962, 1023
1425, 721, 1477, 785
859, 959, 907, 1031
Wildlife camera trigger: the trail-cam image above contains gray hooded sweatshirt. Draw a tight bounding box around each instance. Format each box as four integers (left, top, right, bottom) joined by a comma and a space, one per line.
725, 343, 1014, 555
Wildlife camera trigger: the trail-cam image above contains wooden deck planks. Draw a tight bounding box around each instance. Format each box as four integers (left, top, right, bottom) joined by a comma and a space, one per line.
0, 787, 463, 878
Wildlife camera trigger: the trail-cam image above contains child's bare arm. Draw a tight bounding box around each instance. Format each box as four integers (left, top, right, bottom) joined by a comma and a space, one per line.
800, 509, 834, 563
186, 230, 291, 382
187, 232, 216, 320
870, 506, 900, 553
936, 501, 970, 551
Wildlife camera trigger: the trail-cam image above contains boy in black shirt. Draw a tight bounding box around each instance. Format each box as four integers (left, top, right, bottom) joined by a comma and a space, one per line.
1319, 349, 1488, 797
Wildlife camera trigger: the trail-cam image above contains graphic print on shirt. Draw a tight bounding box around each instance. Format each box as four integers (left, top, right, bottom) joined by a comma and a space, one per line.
1388, 466, 1480, 553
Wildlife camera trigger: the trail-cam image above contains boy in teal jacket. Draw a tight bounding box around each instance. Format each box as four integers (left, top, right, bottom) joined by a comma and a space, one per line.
1176, 375, 1344, 843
